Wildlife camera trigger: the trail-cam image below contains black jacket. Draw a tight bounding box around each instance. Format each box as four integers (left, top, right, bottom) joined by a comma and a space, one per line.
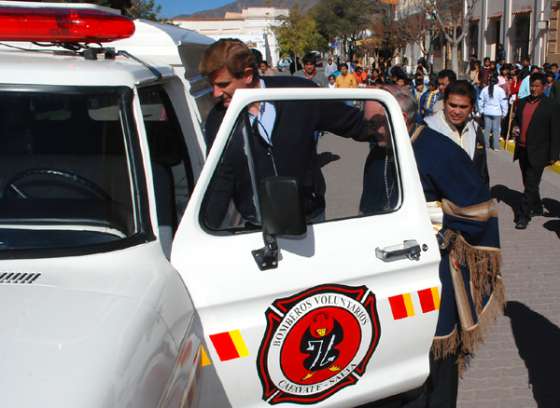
203, 76, 372, 228
550, 81, 560, 105
513, 96, 560, 168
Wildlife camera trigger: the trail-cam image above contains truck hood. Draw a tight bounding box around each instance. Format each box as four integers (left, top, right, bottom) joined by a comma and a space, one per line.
0, 284, 169, 408
0, 243, 185, 408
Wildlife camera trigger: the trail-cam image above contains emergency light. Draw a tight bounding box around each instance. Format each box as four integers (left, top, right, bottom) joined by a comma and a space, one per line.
0, 7, 135, 43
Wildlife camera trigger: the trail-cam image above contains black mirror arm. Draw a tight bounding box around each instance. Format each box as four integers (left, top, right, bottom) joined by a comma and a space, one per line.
252, 232, 279, 271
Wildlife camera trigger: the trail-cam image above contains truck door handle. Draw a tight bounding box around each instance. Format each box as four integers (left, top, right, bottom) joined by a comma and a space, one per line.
375, 240, 421, 262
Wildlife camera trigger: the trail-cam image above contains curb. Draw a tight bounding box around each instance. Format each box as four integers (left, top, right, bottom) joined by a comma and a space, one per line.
499, 138, 560, 174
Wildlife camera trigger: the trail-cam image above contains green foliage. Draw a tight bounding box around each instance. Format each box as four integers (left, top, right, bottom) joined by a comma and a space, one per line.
273, 5, 327, 58
127, 0, 162, 20
312, 0, 375, 42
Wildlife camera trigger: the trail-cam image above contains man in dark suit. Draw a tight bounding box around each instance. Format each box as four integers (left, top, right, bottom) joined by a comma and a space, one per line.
513, 72, 560, 229
199, 39, 374, 229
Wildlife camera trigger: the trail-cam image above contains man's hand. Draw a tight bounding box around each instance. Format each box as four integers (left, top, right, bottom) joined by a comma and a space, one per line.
512, 126, 520, 138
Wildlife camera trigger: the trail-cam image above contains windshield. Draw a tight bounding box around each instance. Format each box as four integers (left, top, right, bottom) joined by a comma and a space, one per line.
0, 86, 141, 252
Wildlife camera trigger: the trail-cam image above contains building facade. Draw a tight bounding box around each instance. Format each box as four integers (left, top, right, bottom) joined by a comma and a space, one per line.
467, 0, 551, 66
173, 7, 289, 67
395, 0, 557, 73
546, 0, 560, 63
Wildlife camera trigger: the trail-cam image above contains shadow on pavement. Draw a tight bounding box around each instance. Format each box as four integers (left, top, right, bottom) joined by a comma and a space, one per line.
542, 198, 560, 239
543, 198, 560, 218
543, 220, 560, 238
317, 151, 341, 168
505, 301, 560, 408
491, 184, 523, 219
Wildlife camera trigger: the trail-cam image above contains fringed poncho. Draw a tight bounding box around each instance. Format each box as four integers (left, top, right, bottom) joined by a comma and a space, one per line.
413, 126, 504, 372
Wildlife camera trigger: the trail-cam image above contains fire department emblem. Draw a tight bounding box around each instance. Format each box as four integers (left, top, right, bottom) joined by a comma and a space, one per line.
257, 284, 380, 405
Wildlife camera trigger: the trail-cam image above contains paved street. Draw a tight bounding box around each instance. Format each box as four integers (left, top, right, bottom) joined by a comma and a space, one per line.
318, 133, 560, 407
458, 150, 560, 408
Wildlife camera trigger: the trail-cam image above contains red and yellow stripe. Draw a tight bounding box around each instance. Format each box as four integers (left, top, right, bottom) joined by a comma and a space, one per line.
209, 330, 249, 361
388, 292, 415, 320
417, 287, 441, 313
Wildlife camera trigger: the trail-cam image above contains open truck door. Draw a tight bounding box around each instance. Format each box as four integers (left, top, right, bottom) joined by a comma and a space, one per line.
172, 88, 441, 407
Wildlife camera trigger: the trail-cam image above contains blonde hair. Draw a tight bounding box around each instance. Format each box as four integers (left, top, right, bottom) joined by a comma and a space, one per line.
199, 38, 257, 78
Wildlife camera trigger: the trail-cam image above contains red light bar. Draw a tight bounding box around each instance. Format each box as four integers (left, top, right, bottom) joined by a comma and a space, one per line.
0, 7, 135, 43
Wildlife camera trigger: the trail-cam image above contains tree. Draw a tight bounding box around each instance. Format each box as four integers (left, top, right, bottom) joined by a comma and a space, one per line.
312, 0, 376, 60
398, 12, 433, 59
49, 0, 162, 21
126, 0, 161, 20
371, 6, 407, 57
418, 0, 478, 74
273, 5, 326, 63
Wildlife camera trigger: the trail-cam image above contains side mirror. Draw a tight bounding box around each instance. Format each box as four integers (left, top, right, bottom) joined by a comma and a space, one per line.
259, 176, 307, 237
252, 176, 307, 271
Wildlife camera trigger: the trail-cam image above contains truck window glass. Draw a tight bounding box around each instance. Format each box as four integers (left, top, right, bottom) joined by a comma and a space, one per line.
201, 99, 401, 234
138, 85, 194, 234
0, 88, 140, 251
178, 43, 214, 124
190, 78, 214, 125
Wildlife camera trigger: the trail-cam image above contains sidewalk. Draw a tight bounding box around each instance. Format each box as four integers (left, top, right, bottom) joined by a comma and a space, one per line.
457, 149, 560, 408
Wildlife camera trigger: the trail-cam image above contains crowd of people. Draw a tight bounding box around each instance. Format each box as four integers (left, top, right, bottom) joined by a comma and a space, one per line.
204, 41, 557, 407
259, 52, 560, 230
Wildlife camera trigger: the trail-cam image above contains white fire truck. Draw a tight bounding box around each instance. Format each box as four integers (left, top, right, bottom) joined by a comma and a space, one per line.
0, 2, 441, 407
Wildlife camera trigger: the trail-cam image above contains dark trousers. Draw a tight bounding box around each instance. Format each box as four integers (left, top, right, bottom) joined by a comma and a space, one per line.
401, 351, 459, 408
362, 351, 459, 408
518, 147, 545, 220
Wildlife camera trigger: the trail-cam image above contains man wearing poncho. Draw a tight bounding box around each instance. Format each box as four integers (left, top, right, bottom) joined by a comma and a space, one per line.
361, 84, 503, 407
412, 119, 503, 407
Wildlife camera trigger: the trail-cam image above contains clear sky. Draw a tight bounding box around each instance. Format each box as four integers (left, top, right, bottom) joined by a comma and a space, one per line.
157, 0, 233, 18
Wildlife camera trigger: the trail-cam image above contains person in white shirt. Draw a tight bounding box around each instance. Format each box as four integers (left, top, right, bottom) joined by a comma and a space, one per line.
324, 57, 337, 77
478, 75, 508, 150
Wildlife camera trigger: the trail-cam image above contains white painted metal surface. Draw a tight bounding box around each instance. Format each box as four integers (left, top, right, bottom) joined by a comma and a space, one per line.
0, 5, 214, 406
0, 242, 196, 408
172, 88, 441, 407
111, 20, 213, 66
0, 49, 170, 87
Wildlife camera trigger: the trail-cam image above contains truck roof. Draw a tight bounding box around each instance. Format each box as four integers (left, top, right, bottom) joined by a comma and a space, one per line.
0, 46, 174, 87
111, 20, 214, 67
0, 5, 213, 88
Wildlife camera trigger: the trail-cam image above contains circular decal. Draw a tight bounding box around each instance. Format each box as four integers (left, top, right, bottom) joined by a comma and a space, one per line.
257, 284, 380, 405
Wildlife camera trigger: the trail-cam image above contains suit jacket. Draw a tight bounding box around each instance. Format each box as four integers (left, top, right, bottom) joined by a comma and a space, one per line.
513, 96, 560, 168
550, 81, 560, 105
203, 75, 372, 228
